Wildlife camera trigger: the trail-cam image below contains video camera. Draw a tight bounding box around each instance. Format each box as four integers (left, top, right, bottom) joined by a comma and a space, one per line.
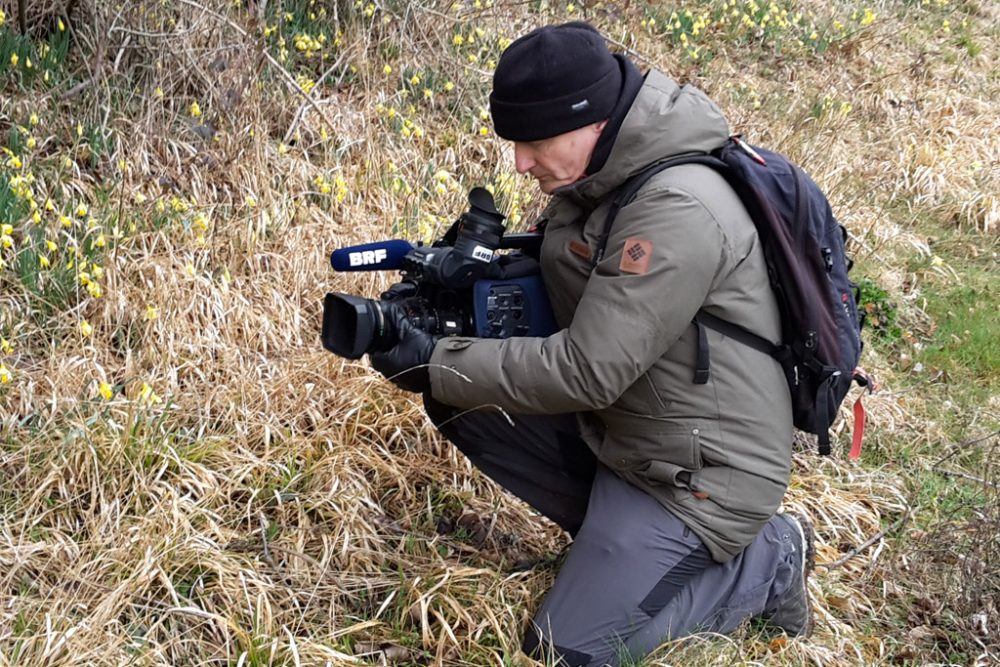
321, 187, 557, 359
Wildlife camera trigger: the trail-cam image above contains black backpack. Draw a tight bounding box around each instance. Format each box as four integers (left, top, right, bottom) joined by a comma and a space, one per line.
594, 136, 870, 456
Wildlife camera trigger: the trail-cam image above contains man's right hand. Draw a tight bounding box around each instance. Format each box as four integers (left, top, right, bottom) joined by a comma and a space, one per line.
369, 303, 436, 394
380, 280, 418, 301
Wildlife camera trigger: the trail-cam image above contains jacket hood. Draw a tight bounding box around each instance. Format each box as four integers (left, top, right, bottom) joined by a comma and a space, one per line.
558, 71, 731, 204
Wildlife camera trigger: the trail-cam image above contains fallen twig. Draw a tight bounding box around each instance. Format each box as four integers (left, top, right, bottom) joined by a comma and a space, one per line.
821, 509, 911, 570
933, 468, 999, 490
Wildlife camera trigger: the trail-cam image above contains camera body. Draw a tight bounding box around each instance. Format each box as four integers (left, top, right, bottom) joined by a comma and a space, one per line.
321, 187, 556, 359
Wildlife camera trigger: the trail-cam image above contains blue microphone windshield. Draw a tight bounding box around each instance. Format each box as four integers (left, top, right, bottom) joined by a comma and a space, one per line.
330, 239, 414, 272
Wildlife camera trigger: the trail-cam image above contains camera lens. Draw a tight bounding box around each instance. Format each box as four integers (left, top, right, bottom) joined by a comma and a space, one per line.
321, 292, 391, 359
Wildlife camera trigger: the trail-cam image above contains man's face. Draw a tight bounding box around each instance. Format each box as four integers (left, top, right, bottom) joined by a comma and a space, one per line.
513, 121, 608, 194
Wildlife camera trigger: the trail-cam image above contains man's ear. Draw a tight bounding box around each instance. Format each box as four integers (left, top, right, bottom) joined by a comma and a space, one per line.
594, 119, 609, 133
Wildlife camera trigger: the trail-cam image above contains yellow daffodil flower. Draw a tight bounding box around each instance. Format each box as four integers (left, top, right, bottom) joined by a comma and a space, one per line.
138, 382, 162, 406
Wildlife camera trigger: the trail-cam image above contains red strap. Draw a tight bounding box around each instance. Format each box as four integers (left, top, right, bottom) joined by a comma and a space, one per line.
849, 395, 866, 460
848, 366, 876, 460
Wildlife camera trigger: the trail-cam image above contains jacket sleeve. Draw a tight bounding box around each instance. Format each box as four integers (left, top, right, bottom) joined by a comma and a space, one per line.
428, 184, 726, 413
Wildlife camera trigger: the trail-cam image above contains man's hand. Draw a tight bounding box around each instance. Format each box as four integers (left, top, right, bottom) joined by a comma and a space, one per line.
485, 252, 541, 279
370, 303, 436, 393
380, 280, 418, 302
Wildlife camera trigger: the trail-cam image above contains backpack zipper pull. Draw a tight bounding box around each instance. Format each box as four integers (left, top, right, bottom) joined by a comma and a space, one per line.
732, 136, 767, 166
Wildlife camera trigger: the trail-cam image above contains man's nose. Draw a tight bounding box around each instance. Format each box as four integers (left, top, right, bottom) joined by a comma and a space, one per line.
513, 144, 535, 174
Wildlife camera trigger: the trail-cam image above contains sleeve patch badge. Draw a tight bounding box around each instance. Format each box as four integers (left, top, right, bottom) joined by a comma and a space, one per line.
568, 239, 592, 260
619, 238, 653, 274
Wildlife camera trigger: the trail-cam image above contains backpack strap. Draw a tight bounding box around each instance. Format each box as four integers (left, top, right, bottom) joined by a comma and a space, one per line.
591, 153, 723, 269
592, 152, 784, 386
693, 319, 711, 384
814, 373, 838, 456
694, 310, 780, 358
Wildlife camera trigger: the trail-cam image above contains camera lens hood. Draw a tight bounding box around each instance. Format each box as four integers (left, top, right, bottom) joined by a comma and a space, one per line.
321, 292, 385, 359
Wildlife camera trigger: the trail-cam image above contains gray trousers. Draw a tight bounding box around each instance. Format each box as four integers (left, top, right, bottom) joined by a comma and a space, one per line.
424, 397, 802, 667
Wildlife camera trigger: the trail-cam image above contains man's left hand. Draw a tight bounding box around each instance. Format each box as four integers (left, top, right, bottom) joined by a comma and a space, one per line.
370, 304, 436, 393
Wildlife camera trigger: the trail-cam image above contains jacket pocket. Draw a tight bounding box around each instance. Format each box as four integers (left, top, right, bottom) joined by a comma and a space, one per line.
615, 373, 670, 417
598, 414, 711, 470
639, 459, 694, 489
632, 426, 704, 490
663, 426, 703, 471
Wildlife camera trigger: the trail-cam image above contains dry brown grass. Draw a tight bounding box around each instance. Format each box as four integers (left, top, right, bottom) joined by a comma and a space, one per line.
0, 0, 997, 665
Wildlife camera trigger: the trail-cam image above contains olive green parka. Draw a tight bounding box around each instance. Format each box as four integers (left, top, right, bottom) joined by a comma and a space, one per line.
428, 71, 793, 562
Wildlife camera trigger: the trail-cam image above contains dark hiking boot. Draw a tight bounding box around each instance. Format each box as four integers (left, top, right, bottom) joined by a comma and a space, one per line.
769, 511, 816, 637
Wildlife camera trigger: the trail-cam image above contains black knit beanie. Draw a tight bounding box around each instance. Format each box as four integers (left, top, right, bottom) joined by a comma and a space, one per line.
490, 22, 622, 142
